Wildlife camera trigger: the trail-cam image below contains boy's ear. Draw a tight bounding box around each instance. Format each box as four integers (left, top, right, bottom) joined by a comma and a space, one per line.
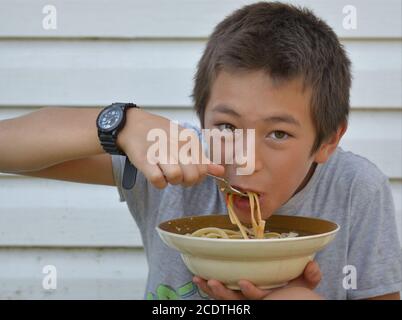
314, 121, 348, 163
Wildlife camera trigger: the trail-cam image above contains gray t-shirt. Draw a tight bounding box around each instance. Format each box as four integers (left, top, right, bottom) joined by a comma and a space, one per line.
111, 123, 401, 300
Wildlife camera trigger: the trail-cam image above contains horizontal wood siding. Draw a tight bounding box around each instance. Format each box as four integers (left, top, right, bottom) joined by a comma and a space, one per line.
0, 0, 400, 299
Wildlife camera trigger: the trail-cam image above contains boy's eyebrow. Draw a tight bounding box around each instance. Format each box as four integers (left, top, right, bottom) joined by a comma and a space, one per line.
211, 104, 301, 127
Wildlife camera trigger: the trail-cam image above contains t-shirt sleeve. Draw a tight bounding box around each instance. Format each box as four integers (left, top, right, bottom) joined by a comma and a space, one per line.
347, 173, 402, 299
110, 154, 127, 202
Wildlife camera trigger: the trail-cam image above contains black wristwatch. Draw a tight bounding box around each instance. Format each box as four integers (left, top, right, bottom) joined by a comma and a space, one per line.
96, 102, 137, 155
96, 102, 139, 189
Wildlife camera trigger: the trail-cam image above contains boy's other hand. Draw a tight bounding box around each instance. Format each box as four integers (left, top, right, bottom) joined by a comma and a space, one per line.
192, 260, 322, 300
284, 260, 322, 290
117, 108, 224, 189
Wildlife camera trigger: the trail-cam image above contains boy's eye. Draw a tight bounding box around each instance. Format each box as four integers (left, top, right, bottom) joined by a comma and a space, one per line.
216, 123, 236, 132
268, 130, 289, 141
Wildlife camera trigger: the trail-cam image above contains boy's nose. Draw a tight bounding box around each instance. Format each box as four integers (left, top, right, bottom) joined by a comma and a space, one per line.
233, 145, 264, 175
253, 153, 264, 172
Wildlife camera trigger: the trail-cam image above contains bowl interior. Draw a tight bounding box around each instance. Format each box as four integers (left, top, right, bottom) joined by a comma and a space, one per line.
158, 214, 338, 238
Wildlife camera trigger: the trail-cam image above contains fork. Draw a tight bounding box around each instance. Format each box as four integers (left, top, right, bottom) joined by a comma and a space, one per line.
207, 173, 247, 197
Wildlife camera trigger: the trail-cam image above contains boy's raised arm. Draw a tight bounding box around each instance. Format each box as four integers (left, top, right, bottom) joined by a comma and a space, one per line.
0, 107, 105, 173
0, 106, 224, 188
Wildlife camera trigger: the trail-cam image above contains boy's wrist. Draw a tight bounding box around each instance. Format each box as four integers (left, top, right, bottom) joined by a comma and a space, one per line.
116, 107, 142, 152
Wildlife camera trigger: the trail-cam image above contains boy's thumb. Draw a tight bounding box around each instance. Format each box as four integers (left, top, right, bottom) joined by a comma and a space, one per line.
304, 261, 322, 289
207, 163, 225, 177
201, 152, 225, 177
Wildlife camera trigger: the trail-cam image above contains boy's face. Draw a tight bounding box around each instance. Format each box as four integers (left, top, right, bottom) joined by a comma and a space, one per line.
204, 70, 331, 223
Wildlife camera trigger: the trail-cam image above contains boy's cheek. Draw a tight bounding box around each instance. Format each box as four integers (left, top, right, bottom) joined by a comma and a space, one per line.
259, 191, 291, 218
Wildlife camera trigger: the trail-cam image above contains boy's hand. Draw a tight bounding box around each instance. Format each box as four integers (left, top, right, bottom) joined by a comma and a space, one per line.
117, 108, 224, 189
192, 260, 321, 300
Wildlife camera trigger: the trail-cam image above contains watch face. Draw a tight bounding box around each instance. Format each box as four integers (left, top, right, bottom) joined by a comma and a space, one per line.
98, 107, 123, 131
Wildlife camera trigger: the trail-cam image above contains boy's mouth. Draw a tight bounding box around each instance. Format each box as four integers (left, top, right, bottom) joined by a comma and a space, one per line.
231, 185, 263, 197
230, 185, 264, 213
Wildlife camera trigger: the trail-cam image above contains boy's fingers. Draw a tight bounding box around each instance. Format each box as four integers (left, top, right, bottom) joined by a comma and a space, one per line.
287, 261, 321, 289
181, 163, 202, 187
138, 159, 168, 189
193, 277, 216, 299
193, 277, 244, 300
195, 164, 209, 185
158, 163, 183, 185
238, 280, 272, 300
306, 270, 321, 289
206, 279, 243, 300
305, 260, 318, 273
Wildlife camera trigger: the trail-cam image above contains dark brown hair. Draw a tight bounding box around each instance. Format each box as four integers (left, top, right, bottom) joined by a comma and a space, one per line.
192, 1, 351, 155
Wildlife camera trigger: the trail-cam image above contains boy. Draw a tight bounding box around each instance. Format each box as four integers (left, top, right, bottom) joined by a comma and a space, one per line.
0, 2, 400, 299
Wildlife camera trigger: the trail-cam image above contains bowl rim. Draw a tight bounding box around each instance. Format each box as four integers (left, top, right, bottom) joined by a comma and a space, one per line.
156, 215, 340, 243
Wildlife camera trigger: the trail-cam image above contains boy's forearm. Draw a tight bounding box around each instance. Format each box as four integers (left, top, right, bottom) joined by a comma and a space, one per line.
0, 107, 105, 172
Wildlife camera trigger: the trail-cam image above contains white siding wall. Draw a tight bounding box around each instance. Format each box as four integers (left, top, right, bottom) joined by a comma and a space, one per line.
0, 0, 401, 299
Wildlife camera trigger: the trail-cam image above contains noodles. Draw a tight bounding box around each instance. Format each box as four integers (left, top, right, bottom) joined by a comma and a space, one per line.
226, 193, 250, 239
225, 192, 266, 239
188, 191, 298, 240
